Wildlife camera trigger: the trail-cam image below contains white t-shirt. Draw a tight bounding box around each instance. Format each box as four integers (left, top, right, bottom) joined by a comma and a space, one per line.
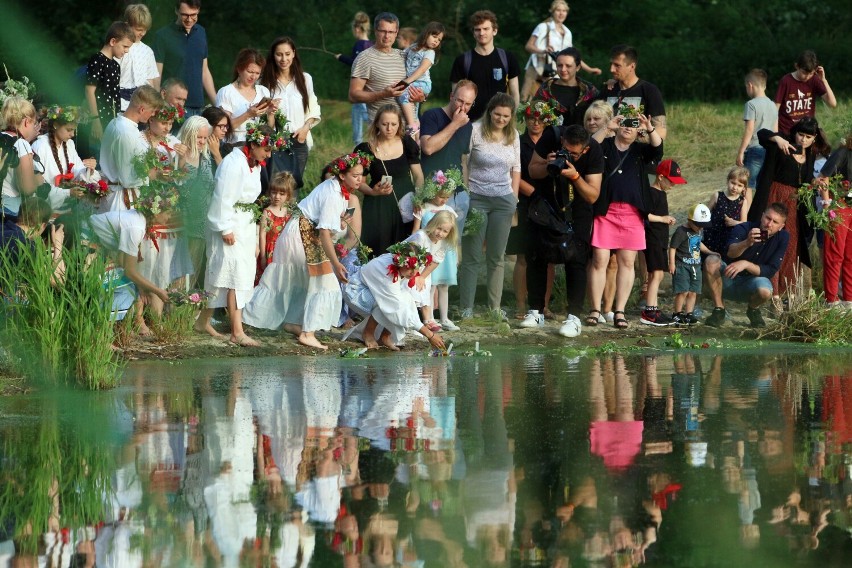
215, 83, 271, 143
1, 134, 34, 215
525, 21, 573, 72
297, 177, 348, 232
119, 41, 159, 111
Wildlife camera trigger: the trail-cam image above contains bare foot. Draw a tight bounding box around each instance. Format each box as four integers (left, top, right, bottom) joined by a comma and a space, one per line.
298, 333, 328, 350
283, 323, 302, 336
138, 323, 153, 337
194, 321, 223, 338
230, 334, 260, 347
364, 336, 379, 350
339, 318, 355, 329
379, 332, 400, 351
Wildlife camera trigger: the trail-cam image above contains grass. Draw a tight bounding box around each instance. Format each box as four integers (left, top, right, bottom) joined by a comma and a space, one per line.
756, 276, 852, 344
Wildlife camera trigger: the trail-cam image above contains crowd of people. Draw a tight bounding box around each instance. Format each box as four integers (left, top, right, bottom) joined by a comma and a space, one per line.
0, 0, 848, 353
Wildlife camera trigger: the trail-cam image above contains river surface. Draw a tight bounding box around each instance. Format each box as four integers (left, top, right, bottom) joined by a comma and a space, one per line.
1, 348, 851, 567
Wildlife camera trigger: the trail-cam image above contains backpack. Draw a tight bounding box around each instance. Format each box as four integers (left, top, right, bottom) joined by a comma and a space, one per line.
462, 47, 509, 85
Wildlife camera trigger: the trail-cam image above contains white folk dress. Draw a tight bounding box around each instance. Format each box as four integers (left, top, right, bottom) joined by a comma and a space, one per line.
243, 177, 347, 332
137, 134, 193, 288
404, 229, 447, 307
204, 147, 261, 309
31, 134, 101, 214
98, 114, 148, 212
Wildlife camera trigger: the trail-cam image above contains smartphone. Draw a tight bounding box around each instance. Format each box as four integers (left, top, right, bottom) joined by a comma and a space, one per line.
257, 96, 272, 107
791, 144, 803, 154
621, 117, 640, 128
760, 229, 769, 241
345, 207, 356, 217
381, 175, 392, 185
395, 80, 409, 88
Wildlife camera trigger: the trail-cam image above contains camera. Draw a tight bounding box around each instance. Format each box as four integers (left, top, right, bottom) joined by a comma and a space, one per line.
620, 117, 640, 128
547, 149, 572, 176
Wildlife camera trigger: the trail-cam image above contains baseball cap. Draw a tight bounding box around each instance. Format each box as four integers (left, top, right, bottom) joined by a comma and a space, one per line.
657, 159, 688, 184
688, 204, 712, 228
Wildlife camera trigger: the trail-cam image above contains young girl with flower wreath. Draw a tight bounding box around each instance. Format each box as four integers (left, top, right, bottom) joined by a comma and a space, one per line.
343, 241, 446, 351
31, 105, 101, 216
405, 210, 458, 332
135, 103, 194, 325
194, 122, 279, 346
412, 169, 462, 329
256, 171, 296, 284
243, 151, 367, 350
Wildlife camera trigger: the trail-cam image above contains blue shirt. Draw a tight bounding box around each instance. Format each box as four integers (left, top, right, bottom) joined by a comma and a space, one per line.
154, 23, 209, 108
726, 222, 789, 278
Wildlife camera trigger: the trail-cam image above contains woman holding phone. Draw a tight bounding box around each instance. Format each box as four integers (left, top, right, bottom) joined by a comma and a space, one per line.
215, 48, 277, 144
354, 104, 423, 258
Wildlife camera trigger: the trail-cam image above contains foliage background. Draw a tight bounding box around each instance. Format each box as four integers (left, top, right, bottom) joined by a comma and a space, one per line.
2, 0, 851, 103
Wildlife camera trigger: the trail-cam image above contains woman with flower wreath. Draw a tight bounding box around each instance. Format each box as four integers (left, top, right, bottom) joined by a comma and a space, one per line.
344, 242, 446, 351
135, 103, 193, 325
31, 105, 101, 217
355, 103, 424, 259
194, 122, 279, 346
510, 98, 561, 324
243, 151, 366, 350
816, 126, 852, 304
533, 47, 598, 126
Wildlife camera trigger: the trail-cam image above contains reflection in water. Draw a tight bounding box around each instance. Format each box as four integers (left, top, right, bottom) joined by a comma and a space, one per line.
1, 352, 852, 565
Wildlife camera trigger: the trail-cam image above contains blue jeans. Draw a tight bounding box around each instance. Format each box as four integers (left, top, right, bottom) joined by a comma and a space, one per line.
351, 103, 369, 144
184, 107, 203, 119
722, 270, 773, 303
743, 146, 765, 189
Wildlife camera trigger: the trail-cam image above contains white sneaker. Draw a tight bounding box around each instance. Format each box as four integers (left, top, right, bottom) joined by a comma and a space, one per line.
519, 309, 545, 328
559, 314, 582, 338
440, 319, 460, 331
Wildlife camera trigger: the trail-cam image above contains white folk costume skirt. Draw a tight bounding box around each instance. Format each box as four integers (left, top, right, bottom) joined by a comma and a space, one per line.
204, 209, 257, 310
138, 224, 193, 289
243, 216, 341, 332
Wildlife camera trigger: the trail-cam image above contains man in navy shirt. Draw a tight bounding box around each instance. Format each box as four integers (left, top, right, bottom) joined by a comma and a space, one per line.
704, 202, 790, 327
154, 0, 216, 117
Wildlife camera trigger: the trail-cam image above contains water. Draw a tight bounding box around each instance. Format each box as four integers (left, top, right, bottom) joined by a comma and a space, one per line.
1, 349, 852, 566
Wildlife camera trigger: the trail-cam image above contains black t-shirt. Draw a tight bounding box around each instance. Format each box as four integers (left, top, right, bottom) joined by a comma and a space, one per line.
550, 84, 580, 119
532, 126, 605, 240
450, 48, 521, 122
420, 107, 472, 175
645, 187, 670, 245
600, 79, 666, 118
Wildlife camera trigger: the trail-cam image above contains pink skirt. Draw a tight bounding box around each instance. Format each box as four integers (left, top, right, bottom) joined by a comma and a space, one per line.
592, 202, 646, 251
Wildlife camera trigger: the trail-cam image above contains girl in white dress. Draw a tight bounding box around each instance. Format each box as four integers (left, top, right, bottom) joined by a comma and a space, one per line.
343, 242, 446, 351
31, 105, 100, 215
1, 97, 43, 219
243, 152, 367, 350
215, 48, 276, 143
405, 210, 458, 331
194, 122, 279, 346
136, 104, 192, 323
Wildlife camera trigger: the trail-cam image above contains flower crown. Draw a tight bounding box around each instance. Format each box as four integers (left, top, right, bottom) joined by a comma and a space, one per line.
616, 102, 644, 118
517, 98, 563, 126
153, 104, 186, 123
245, 120, 289, 150
330, 151, 372, 176
414, 168, 463, 206
44, 104, 83, 124
387, 242, 432, 271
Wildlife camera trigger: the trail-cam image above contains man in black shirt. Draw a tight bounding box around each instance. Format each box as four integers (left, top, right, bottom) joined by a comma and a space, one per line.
449, 10, 520, 122
600, 45, 667, 140
527, 125, 603, 336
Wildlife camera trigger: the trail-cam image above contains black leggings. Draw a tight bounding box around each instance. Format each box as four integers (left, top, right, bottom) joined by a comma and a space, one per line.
526, 235, 590, 316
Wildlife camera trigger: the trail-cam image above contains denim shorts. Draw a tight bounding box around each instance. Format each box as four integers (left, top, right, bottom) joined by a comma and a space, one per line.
720, 261, 773, 302
673, 263, 702, 294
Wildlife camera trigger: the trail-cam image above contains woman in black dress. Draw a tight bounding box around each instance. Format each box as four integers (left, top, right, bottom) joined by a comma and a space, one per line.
355, 103, 424, 257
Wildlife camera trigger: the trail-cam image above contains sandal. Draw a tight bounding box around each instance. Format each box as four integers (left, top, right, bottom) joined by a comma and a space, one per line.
585, 309, 601, 326
613, 311, 628, 329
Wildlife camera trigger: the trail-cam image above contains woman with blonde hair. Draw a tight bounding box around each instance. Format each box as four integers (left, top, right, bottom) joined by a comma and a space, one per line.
1, 97, 43, 220
354, 103, 423, 258
521, 1, 601, 101
458, 93, 521, 319
177, 115, 214, 289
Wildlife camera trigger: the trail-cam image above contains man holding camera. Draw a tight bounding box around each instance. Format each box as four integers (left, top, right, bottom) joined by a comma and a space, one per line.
703, 202, 790, 328
527, 125, 603, 336
601, 44, 667, 140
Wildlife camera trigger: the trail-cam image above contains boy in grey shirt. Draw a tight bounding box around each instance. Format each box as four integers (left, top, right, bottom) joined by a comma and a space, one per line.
736, 69, 777, 188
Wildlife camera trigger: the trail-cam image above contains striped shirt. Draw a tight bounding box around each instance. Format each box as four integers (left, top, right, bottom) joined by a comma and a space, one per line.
351, 46, 406, 120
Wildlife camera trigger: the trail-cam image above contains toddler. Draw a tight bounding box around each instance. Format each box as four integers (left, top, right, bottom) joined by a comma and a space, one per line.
669, 204, 714, 326
703, 167, 751, 256
398, 22, 445, 137
257, 172, 296, 283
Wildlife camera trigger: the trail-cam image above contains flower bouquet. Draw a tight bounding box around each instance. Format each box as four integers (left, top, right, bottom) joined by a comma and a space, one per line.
616, 102, 644, 128
335, 237, 372, 265
132, 147, 189, 184
153, 289, 212, 343
58, 178, 110, 201
463, 207, 486, 237
516, 98, 563, 126
798, 174, 850, 237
